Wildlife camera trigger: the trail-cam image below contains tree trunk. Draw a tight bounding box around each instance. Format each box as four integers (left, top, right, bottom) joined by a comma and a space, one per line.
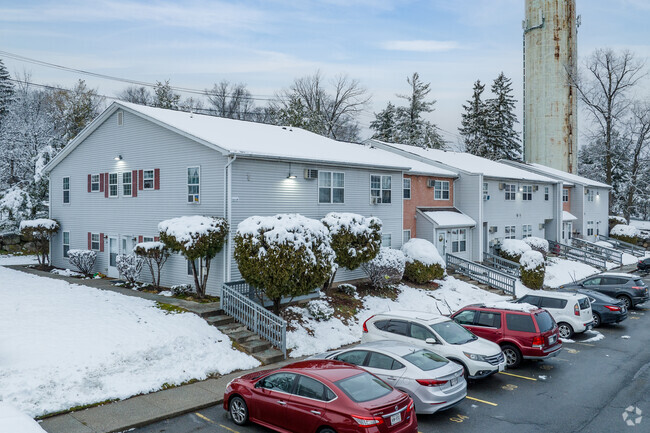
146, 259, 157, 289
272, 297, 281, 315
191, 260, 203, 298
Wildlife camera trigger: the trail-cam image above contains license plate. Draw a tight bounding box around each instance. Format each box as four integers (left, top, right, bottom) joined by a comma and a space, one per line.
499, 363, 506, 372
549, 335, 557, 345
450, 377, 458, 386
622, 306, 627, 313
390, 413, 401, 425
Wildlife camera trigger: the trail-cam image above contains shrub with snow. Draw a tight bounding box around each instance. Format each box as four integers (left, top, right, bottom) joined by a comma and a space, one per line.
520, 250, 545, 290
523, 236, 549, 259
609, 215, 627, 229
336, 283, 357, 296
499, 239, 531, 262
171, 284, 194, 296
19, 219, 59, 268
67, 249, 97, 275
321, 213, 382, 288
134, 241, 170, 289
116, 254, 144, 287
361, 247, 406, 288
306, 299, 335, 321
610, 224, 639, 244
159, 216, 229, 298
0, 186, 33, 232
401, 238, 445, 284
234, 214, 335, 314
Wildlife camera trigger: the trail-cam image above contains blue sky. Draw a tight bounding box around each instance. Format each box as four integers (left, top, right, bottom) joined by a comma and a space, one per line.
1, 0, 649, 145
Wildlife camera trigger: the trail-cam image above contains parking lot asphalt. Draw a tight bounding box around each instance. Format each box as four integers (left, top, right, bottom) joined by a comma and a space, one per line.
134, 278, 650, 433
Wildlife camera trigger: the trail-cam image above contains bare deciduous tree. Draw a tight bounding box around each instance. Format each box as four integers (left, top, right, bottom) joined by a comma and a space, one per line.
622, 102, 650, 221
205, 81, 256, 120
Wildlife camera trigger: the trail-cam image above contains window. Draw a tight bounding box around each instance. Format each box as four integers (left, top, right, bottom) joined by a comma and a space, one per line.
451, 228, 466, 253
402, 230, 411, 244
373, 320, 389, 331
544, 186, 549, 201
367, 352, 404, 370
371, 175, 391, 204
409, 323, 436, 341
483, 182, 489, 200
187, 167, 200, 203
403, 177, 411, 199
63, 231, 70, 258
122, 172, 132, 196
258, 373, 296, 393
335, 350, 368, 366
505, 225, 516, 239
583, 277, 601, 286
477, 312, 501, 328
453, 310, 476, 325
385, 320, 409, 336
522, 224, 532, 238
434, 180, 450, 200
143, 236, 154, 243
143, 170, 154, 189
91, 233, 100, 251
562, 189, 569, 202
381, 233, 392, 248
63, 177, 70, 204
319, 171, 344, 204
506, 314, 536, 333
522, 185, 532, 201
108, 173, 118, 197
403, 350, 448, 371
295, 375, 335, 401
586, 189, 594, 202
540, 297, 567, 309
505, 184, 516, 200
519, 295, 540, 306
91, 174, 100, 192
117, 110, 124, 126
187, 259, 198, 276
535, 312, 554, 333
335, 372, 391, 403
587, 220, 594, 236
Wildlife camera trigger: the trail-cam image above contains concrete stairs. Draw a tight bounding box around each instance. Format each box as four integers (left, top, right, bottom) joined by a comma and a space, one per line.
451, 273, 508, 296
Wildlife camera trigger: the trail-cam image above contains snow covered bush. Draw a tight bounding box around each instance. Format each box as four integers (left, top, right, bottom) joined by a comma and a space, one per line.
321, 213, 382, 289
361, 247, 406, 289
19, 218, 59, 267
159, 216, 229, 298
610, 224, 639, 244
234, 214, 335, 314
116, 254, 144, 287
306, 299, 335, 321
171, 284, 194, 296
520, 250, 545, 290
609, 215, 627, 229
523, 236, 549, 259
499, 239, 531, 262
336, 283, 357, 296
67, 249, 97, 275
401, 238, 445, 284
134, 241, 170, 289
0, 186, 34, 232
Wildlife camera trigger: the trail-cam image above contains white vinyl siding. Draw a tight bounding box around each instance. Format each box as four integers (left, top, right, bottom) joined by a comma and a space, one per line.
434, 180, 450, 200
319, 171, 344, 204
371, 175, 392, 204
187, 167, 200, 203
63, 177, 70, 204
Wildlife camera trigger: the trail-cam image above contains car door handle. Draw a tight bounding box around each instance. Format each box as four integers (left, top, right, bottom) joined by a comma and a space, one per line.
311, 410, 321, 415
386, 376, 397, 380
277, 400, 287, 405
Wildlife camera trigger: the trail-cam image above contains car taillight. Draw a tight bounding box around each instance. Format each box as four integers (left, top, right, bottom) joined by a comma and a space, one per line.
362, 315, 375, 333
416, 378, 448, 387
632, 286, 644, 291
407, 399, 414, 413
574, 303, 580, 316
605, 305, 621, 311
532, 336, 544, 348
351, 415, 384, 427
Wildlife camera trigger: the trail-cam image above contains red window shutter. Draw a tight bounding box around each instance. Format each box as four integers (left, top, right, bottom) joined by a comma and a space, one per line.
138, 170, 144, 190
104, 173, 109, 198
132, 170, 138, 197
88, 232, 91, 249
154, 236, 159, 242
99, 173, 104, 192
99, 233, 104, 252
138, 235, 143, 243
154, 168, 160, 190
87, 174, 91, 193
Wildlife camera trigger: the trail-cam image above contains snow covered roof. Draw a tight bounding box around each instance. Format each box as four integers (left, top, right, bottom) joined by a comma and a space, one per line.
369, 140, 557, 183
503, 161, 611, 189
421, 208, 477, 228
399, 157, 457, 177
562, 211, 578, 222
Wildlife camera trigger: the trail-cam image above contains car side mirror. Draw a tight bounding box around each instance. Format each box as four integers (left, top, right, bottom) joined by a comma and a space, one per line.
425, 338, 438, 345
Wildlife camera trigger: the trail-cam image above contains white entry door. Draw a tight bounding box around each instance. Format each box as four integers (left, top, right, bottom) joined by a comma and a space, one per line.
436, 231, 446, 258
107, 236, 119, 278
121, 235, 134, 255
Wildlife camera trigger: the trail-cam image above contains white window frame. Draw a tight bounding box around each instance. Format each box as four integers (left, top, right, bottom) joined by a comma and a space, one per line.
91, 233, 100, 251
434, 180, 450, 200
522, 185, 532, 201
318, 171, 345, 204
371, 174, 392, 204
122, 171, 132, 197
522, 224, 532, 238
117, 110, 124, 126
143, 169, 154, 190
108, 172, 118, 198
586, 189, 594, 202
587, 220, 594, 236
63, 231, 70, 258
63, 177, 70, 204
451, 228, 467, 253
381, 233, 392, 248
544, 186, 549, 201
90, 174, 100, 192
187, 259, 197, 276
187, 166, 200, 204
403, 229, 411, 244
483, 182, 489, 200
403, 177, 411, 200
505, 184, 516, 201
143, 236, 154, 243
505, 225, 516, 239
562, 189, 569, 203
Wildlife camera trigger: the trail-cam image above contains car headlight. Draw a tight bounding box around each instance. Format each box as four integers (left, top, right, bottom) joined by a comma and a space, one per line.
463, 352, 487, 362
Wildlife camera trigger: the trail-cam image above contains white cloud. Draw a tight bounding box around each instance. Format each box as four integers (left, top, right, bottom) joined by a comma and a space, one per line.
381, 40, 462, 52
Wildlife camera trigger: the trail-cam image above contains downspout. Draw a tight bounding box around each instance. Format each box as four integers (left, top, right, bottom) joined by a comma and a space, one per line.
223, 155, 237, 283
477, 174, 484, 262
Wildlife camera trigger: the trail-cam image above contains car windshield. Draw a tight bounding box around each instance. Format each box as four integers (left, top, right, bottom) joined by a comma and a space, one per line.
403, 349, 448, 371
535, 311, 554, 333
335, 372, 392, 403
430, 320, 477, 345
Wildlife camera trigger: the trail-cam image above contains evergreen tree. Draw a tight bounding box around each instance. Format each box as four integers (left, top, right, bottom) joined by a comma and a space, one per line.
153, 80, 180, 109
370, 102, 397, 142
458, 80, 489, 155
0, 59, 15, 121
394, 73, 445, 149
485, 72, 521, 160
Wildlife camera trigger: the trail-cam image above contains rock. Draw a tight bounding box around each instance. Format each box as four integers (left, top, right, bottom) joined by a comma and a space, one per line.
5, 244, 23, 253
0, 233, 21, 246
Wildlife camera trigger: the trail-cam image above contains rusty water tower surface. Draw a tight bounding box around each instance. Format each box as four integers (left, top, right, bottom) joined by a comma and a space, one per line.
523, 0, 578, 173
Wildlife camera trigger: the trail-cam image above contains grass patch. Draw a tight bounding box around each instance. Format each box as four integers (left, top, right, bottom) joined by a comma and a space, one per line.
356, 282, 401, 300
155, 302, 189, 314
173, 293, 220, 303
326, 289, 363, 324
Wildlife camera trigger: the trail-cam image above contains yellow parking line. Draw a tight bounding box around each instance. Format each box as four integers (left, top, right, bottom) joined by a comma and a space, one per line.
219, 424, 241, 433
195, 413, 214, 423
498, 371, 537, 381
575, 342, 595, 347
466, 396, 498, 406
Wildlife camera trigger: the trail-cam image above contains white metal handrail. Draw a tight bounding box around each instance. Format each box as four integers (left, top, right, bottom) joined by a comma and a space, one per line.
447, 254, 516, 295
483, 252, 521, 278
548, 240, 608, 270
571, 237, 623, 265
597, 234, 645, 257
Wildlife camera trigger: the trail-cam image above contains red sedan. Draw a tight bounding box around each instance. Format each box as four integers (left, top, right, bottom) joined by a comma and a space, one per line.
224, 359, 418, 433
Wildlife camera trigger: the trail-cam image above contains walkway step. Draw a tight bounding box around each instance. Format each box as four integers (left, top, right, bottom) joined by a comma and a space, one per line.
254, 347, 285, 365
217, 322, 247, 334
230, 329, 258, 343
241, 338, 271, 354
206, 315, 234, 327
197, 308, 225, 318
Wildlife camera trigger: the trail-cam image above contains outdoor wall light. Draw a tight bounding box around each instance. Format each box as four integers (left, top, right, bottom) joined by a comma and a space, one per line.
287, 173, 297, 179
114, 155, 123, 161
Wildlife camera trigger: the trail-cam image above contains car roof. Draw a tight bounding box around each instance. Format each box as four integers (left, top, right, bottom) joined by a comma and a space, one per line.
280, 359, 368, 382
461, 303, 544, 314
525, 290, 587, 300
599, 272, 636, 278
354, 340, 429, 357
372, 310, 449, 324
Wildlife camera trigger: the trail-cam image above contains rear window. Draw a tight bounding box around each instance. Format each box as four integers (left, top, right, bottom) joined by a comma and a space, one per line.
335, 372, 392, 403
534, 311, 554, 333
403, 349, 448, 371
539, 297, 567, 309
634, 278, 646, 287
578, 297, 590, 310
506, 314, 536, 333
374, 320, 389, 331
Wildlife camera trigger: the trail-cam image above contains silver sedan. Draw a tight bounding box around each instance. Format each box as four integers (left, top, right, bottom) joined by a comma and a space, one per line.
309, 340, 467, 415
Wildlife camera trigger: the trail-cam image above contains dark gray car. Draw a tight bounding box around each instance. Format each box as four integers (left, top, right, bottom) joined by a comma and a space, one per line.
559, 272, 649, 309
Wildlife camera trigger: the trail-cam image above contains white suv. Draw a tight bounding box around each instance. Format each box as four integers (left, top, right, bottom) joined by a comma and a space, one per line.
516, 291, 593, 339
361, 311, 507, 379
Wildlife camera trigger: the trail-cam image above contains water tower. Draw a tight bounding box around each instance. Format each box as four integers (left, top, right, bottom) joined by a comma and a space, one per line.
523, 0, 578, 173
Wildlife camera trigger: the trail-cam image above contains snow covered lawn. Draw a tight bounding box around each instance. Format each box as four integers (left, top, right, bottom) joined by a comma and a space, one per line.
0, 403, 45, 433
544, 257, 601, 288
0, 262, 258, 417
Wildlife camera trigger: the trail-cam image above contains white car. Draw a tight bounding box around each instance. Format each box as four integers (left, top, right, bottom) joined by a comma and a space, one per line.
361, 311, 507, 379
516, 291, 593, 339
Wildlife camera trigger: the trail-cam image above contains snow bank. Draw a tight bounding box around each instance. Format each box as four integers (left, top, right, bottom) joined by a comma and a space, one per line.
611, 224, 639, 238
0, 266, 258, 416
523, 236, 549, 253
501, 239, 531, 256
0, 403, 45, 433
0, 255, 38, 266
520, 250, 544, 271
158, 215, 228, 249
544, 257, 600, 288
483, 301, 538, 312
401, 238, 445, 266
595, 241, 614, 248
19, 219, 58, 231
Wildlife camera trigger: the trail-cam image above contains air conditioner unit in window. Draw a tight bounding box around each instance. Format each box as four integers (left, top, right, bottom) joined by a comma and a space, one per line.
483, 195, 490, 201
498, 183, 506, 190
427, 179, 436, 188
489, 226, 498, 234
304, 169, 318, 179
539, 223, 545, 230
371, 197, 379, 205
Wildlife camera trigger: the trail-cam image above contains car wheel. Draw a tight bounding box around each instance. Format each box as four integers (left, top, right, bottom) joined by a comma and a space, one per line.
229, 396, 249, 426
558, 322, 574, 339
617, 295, 632, 310
318, 428, 337, 433
592, 312, 601, 328
501, 345, 522, 368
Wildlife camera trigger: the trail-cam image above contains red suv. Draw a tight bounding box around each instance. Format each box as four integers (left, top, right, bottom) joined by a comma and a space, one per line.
451, 304, 562, 368
224, 359, 418, 433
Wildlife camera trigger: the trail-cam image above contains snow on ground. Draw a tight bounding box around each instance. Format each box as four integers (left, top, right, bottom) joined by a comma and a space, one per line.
286, 276, 507, 358
0, 265, 258, 417
544, 257, 600, 288
582, 330, 605, 343
50, 268, 84, 277
0, 255, 38, 266
0, 403, 46, 433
